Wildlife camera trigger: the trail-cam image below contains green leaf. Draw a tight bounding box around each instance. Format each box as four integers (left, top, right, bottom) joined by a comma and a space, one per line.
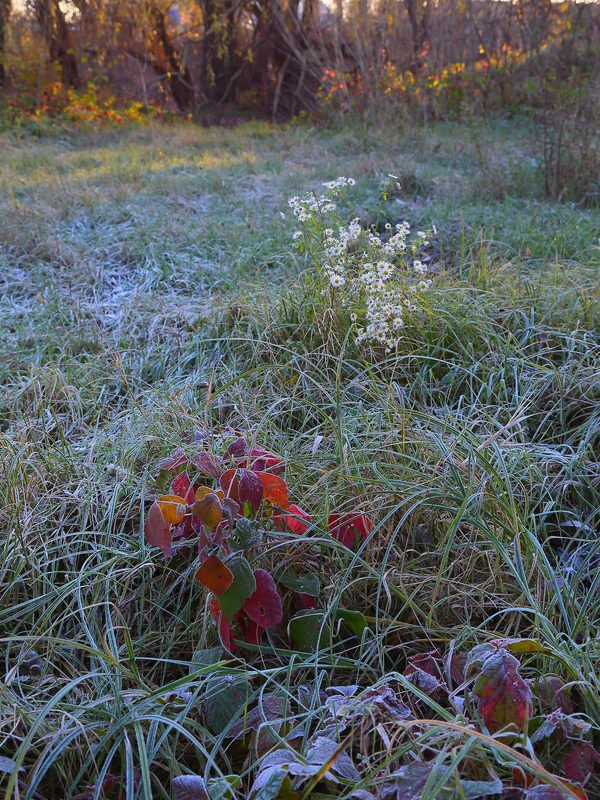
233, 517, 264, 550
276, 571, 320, 597
190, 647, 224, 672
288, 611, 332, 652
501, 638, 546, 654
207, 775, 241, 800
459, 779, 504, 799
204, 675, 250, 734
251, 768, 288, 800
219, 557, 256, 620
337, 609, 368, 637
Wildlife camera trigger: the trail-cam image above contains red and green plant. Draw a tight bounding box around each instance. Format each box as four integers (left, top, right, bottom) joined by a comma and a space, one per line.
144, 431, 371, 651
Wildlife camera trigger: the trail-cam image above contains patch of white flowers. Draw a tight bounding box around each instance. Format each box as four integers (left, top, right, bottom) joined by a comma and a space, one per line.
287, 177, 433, 352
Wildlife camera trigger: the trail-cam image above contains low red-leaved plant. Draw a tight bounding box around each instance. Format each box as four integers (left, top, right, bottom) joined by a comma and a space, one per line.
144, 431, 373, 650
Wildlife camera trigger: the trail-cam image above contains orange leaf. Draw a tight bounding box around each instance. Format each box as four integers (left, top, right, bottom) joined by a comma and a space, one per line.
195, 555, 234, 595
156, 495, 187, 525
192, 493, 223, 529
195, 486, 224, 501
256, 473, 289, 509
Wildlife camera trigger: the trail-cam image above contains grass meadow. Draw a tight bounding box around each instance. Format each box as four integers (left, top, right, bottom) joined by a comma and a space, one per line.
0, 116, 599, 800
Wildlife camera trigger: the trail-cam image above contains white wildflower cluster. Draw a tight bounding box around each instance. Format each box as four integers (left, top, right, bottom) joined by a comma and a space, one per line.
288, 177, 434, 352
322, 176, 356, 190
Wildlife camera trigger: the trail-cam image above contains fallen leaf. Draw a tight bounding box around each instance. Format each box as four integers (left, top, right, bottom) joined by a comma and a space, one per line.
379, 762, 446, 799
170, 472, 195, 503
172, 774, 209, 800
156, 448, 188, 471
535, 675, 573, 714
563, 741, 600, 785
404, 651, 445, 697
248, 446, 284, 474
226, 436, 248, 458
192, 492, 223, 529
490, 638, 545, 654
190, 451, 224, 479
234, 609, 265, 645
472, 649, 532, 733
530, 710, 591, 743
220, 468, 263, 512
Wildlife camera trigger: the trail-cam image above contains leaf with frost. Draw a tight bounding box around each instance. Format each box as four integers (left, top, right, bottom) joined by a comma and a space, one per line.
144, 500, 172, 556
172, 775, 209, 800
472, 649, 532, 733
243, 569, 283, 628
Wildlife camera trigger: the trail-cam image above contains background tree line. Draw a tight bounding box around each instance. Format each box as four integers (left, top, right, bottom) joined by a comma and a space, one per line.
0, 0, 598, 121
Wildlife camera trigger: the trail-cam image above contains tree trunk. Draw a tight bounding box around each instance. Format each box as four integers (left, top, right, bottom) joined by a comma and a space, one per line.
0, 0, 10, 88
404, 0, 430, 72
33, 0, 80, 87
54, 1, 79, 87
151, 5, 195, 110
197, 0, 240, 102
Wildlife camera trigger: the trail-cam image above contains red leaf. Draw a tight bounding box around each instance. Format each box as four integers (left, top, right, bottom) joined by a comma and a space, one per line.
233, 609, 265, 644
144, 501, 173, 556
405, 651, 442, 679
190, 451, 224, 479
256, 473, 289, 509
170, 472, 195, 503
536, 675, 573, 714
563, 742, 600, 785
172, 775, 209, 800
226, 436, 248, 459
219, 468, 263, 511
219, 469, 240, 501
404, 651, 444, 697
243, 569, 283, 629
298, 593, 317, 609
248, 446, 284, 474
328, 512, 372, 549
238, 469, 264, 510
284, 504, 311, 535
195, 555, 234, 595
156, 448, 188, 471
472, 649, 532, 733
445, 650, 466, 686
209, 597, 235, 652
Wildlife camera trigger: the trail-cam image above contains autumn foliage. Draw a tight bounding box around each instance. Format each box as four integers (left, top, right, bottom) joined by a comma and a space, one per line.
144, 432, 371, 650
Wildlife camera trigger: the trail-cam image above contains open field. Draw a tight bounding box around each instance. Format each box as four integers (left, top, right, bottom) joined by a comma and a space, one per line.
1, 117, 599, 800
